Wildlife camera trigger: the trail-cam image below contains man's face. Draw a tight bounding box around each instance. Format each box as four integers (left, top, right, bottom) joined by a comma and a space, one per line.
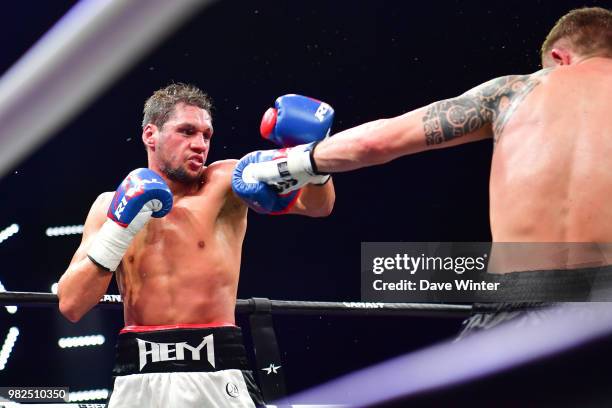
154, 103, 213, 184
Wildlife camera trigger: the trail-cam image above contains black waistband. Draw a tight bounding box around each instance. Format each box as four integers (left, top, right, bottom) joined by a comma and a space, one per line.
112, 326, 249, 376
481, 264, 612, 302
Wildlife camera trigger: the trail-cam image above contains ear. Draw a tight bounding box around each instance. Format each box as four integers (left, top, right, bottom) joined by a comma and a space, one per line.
142, 124, 158, 150
550, 48, 572, 66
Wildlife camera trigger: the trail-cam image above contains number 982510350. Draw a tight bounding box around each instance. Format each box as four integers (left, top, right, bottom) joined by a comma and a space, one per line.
1, 387, 68, 402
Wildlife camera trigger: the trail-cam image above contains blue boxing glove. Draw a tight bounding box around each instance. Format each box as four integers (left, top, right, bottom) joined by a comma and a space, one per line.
260, 94, 334, 147
88, 168, 173, 271
232, 150, 301, 214
259, 94, 334, 189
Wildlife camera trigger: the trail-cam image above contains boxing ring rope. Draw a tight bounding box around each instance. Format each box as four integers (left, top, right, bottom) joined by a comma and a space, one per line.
2, 291, 612, 407
0, 0, 214, 179
0, 291, 472, 317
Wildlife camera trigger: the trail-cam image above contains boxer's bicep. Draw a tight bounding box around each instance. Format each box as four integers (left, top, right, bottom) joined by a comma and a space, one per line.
59, 193, 115, 322
419, 76, 523, 147
70, 192, 113, 265
422, 72, 550, 148
420, 92, 494, 148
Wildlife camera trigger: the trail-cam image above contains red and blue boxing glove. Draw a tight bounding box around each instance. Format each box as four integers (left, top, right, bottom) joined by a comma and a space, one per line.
260, 94, 334, 147
88, 168, 172, 271
232, 95, 334, 213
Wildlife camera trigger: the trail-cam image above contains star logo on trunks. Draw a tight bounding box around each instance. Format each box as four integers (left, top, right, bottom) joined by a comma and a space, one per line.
262, 363, 281, 375
225, 382, 240, 398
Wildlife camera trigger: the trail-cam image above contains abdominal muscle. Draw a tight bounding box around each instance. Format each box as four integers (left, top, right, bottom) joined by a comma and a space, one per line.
116, 206, 245, 326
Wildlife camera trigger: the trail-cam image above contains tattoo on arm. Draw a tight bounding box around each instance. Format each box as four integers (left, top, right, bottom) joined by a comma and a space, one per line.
423, 69, 551, 146
422, 96, 491, 145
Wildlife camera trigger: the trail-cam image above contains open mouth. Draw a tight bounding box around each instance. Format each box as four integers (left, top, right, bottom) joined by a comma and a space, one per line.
187, 156, 204, 169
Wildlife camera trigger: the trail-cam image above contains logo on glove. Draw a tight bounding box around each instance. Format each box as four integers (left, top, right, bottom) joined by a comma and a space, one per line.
124, 175, 164, 198
314, 102, 332, 122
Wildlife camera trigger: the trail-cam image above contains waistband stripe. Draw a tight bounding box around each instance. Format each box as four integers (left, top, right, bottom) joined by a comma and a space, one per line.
120, 322, 236, 334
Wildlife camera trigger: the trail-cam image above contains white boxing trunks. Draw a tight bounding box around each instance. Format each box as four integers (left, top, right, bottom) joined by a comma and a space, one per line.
106, 324, 265, 408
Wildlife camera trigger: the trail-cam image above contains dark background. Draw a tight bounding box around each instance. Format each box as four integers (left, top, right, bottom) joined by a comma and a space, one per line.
0, 0, 608, 402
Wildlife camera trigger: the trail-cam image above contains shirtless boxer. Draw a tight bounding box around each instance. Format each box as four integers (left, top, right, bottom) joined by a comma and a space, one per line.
57, 84, 335, 407
247, 7, 612, 326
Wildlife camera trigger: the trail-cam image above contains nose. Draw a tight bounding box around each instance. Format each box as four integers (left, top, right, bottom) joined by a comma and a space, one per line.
190, 135, 207, 153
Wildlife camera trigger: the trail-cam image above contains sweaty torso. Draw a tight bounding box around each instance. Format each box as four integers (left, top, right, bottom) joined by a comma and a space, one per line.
116, 160, 248, 325
487, 59, 612, 271
490, 58, 612, 243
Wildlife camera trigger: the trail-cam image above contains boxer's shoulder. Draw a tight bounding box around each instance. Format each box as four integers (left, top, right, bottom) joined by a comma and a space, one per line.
207, 159, 238, 170
204, 160, 238, 184
205, 160, 250, 212
188, 160, 240, 201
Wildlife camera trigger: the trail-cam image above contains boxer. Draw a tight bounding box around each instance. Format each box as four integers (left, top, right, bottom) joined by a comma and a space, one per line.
246, 7, 612, 333
57, 84, 335, 407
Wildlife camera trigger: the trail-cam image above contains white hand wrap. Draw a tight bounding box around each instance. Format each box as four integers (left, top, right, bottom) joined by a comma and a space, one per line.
284, 146, 330, 185
87, 205, 155, 271
247, 143, 329, 193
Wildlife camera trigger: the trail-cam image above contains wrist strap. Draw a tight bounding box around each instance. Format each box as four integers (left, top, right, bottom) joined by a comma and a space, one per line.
311, 174, 331, 186
308, 140, 324, 175
87, 255, 112, 272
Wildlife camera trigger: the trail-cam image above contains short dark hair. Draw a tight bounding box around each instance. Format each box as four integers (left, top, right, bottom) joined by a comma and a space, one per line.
142, 83, 213, 129
541, 7, 612, 62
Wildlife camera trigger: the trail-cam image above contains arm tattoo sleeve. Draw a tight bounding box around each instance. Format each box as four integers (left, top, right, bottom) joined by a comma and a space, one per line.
423, 69, 551, 146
